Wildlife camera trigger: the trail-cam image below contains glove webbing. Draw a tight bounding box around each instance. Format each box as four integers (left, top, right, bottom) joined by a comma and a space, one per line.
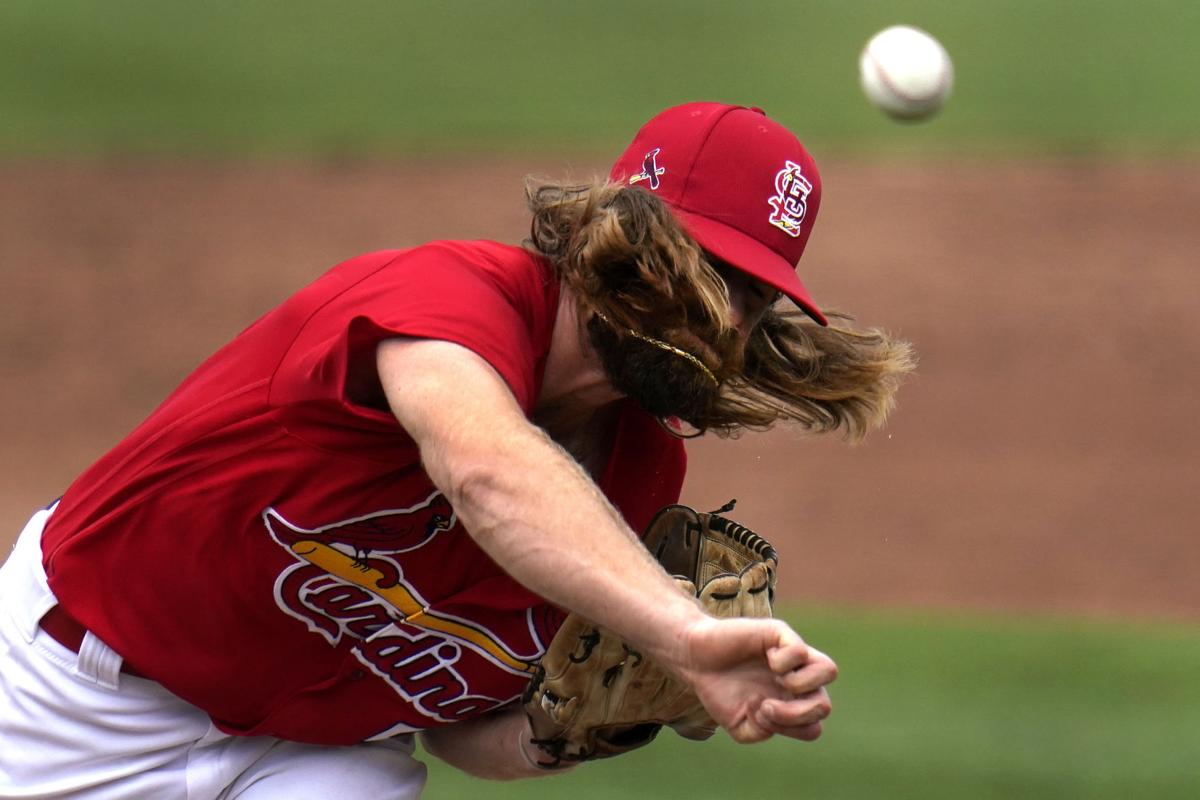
705, 513, 778, 564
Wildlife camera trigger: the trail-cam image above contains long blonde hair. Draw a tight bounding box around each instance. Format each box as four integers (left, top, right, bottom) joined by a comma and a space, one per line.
526, 179, 915, 439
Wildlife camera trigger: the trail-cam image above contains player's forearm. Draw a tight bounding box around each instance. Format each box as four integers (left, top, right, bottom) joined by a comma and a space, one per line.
378, 339, 706, 670
428, 413, 706, 666
419, 706, 564, 780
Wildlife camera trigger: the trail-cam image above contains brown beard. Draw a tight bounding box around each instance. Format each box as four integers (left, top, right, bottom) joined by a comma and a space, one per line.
587, 315, 720, 431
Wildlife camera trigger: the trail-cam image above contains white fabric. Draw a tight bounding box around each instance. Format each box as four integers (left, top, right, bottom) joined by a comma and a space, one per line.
0, 508, 428, 799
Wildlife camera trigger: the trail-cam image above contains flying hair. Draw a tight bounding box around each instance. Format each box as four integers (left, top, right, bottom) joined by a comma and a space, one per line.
525, 178, 915, 439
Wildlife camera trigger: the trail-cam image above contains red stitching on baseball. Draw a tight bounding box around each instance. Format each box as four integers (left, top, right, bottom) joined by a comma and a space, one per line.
866, 46, 948, 105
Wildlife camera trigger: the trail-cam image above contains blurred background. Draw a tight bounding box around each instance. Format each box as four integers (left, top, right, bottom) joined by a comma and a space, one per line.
2, 1, 1198, 797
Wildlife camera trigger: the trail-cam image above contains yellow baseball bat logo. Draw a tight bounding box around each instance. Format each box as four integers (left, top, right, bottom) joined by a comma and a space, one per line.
291, 540, 535, 674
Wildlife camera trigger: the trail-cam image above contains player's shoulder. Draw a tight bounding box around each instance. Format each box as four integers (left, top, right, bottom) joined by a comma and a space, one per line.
414, 239, 547, 269
326, 239, 535, 269
316, 241, 556, 325
405, 240, 555, 297
359, 239, 542, 276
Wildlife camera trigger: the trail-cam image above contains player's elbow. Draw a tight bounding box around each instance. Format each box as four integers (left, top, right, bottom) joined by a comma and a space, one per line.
439, 458, 512, 546
417, 730, 522, 781
418, 723, 569, 782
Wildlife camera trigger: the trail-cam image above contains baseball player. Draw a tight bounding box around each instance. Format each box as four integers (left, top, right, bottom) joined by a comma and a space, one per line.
0, 102, 913, 798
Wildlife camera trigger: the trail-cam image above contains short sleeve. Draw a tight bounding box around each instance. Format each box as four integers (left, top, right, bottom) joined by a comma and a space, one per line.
268, 243, 556, 443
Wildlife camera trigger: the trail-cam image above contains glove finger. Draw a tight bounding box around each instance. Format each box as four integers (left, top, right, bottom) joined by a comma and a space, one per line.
671, 575, 699, 598
698, 574, 743, 619
739, 562, 774, 618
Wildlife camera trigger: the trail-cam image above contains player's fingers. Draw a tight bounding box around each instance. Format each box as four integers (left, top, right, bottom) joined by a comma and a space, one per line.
724, 715, 774, 745
772, 720, 824, 742
754, 690, 832, 734
765, 629, 810, 674
775, 648, 838, 695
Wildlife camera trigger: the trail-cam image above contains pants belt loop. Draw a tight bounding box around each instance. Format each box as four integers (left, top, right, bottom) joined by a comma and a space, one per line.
76, 629, 124, 689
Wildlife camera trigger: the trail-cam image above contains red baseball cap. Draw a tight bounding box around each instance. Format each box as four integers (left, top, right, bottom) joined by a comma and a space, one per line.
610, 102, 827, 325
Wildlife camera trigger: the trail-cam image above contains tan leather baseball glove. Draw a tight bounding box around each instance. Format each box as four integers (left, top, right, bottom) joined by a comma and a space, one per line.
522, 503, 778, 766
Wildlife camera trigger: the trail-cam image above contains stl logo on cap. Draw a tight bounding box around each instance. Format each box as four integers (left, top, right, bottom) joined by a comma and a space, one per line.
628, 147, 666, 190
767, 160, 814, 238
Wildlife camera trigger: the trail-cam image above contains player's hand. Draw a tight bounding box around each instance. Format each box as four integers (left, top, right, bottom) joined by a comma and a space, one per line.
676, 615, 837, 743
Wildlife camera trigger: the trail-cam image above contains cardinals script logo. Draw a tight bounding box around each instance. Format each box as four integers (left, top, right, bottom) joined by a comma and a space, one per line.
767, 160, 813, 238
266, 491, 545, 727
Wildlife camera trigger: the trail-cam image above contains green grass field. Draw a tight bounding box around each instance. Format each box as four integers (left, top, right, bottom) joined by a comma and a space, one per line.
423, 606, 1200, 799
2, 0, 1199, 156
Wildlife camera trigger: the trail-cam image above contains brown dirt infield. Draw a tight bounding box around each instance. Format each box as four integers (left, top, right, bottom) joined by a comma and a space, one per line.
2, 157, 1197, 622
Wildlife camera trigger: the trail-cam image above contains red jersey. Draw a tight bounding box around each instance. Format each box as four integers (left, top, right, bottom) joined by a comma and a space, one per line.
40, 241, 686, 745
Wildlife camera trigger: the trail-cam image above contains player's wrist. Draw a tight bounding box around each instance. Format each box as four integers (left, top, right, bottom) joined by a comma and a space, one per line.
662, 610, 721, 682
594, 573, 707, 675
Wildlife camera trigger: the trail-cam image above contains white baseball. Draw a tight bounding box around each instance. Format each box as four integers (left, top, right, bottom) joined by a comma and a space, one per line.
859, 25, 954, 121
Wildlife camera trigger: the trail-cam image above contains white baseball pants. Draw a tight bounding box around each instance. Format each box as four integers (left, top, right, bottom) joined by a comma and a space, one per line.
0, 507, 428, 799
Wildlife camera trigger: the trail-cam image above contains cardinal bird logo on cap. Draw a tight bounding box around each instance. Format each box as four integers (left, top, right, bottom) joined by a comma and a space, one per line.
767, 160, 813, 238
629, 147, 666, 190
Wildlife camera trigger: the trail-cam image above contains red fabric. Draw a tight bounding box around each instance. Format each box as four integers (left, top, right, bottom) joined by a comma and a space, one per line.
41, 241, 685, 745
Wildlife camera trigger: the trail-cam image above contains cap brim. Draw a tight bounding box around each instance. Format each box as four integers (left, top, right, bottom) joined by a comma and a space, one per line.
671, 208, 828, 326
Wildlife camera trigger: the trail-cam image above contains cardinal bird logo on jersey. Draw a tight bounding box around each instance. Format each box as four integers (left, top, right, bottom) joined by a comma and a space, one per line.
628, 147, 666, 190
265, 492, 455, 592
265, 491, 549, 728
